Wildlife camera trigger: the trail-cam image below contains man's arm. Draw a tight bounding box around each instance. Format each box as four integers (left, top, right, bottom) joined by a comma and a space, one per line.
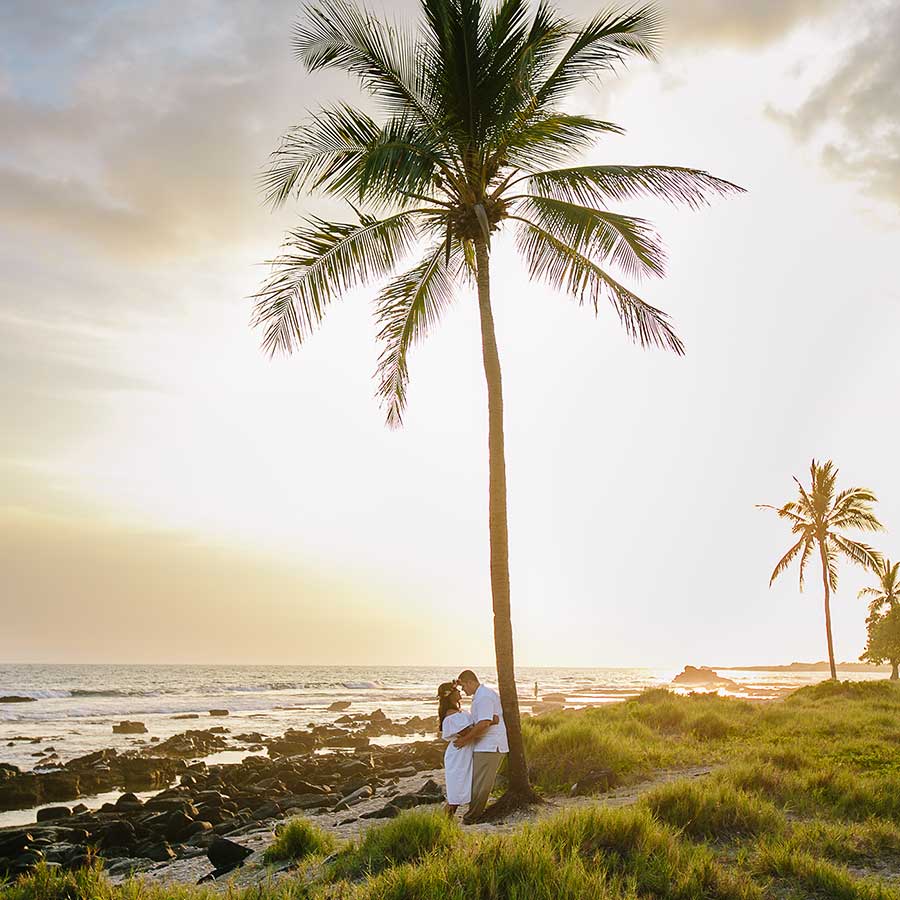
453, 714, 498, 747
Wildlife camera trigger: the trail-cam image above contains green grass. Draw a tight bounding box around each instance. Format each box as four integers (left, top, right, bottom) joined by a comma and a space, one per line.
328, 809, 461, 880
9, 684, 900, 900
642, 779, 785, 841
264, 817, 337, 863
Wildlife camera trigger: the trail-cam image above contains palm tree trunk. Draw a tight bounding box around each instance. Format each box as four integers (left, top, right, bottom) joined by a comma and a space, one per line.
818, 540, 837, 681
891, 661, 899, 680
473, 237, 535, 804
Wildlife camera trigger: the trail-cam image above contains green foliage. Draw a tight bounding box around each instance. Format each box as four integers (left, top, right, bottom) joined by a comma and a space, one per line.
790, 679, 900, 702
752, 844, 898, 900
264, 816, 337, 863
522, 716, 641, 791
348, 830, 615, 900
642, 780, 785, 841
534, 805, 763, 900
861, 607, 900, 670
328, 809, 461, 880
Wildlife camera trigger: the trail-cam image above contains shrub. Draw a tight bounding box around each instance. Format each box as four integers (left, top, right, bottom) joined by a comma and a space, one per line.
264, 816, 337, 863
523, 718, 640, 791
689, 712, 732, 741
534, 805, 763, 900
643, 779, 785, 840
329, 809, 460, 880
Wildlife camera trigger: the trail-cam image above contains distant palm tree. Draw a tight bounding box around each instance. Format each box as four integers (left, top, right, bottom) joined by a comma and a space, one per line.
254, 0, 742, 807
759, 460, 882, 681
859, 560, 900, 679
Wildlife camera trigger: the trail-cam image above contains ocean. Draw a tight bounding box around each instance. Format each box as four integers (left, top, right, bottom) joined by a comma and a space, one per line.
1, 662, 885, 773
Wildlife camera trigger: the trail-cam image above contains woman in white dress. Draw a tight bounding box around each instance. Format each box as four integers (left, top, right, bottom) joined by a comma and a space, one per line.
437, 681, 498, 819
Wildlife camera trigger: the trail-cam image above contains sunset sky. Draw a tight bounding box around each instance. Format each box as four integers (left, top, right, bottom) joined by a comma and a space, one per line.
2, 0, 899, 667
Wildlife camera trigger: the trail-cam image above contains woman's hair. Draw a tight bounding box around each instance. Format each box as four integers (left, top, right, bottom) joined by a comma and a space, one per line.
437, 681, 460, 732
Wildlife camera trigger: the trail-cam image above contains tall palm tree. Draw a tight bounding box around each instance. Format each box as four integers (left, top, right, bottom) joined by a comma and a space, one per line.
859, 560, 900, 679
759, 460, 883, 681
254, 0, 742, 806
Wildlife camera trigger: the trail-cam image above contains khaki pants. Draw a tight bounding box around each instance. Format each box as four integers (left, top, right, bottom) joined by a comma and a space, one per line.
465, 751, 506, 822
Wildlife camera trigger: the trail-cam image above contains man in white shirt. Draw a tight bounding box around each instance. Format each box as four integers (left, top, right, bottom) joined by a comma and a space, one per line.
454, 669, 508, 823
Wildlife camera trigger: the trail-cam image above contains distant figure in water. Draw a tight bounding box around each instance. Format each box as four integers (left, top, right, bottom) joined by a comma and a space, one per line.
534, 681, 538, 699
437, 680, 499, 820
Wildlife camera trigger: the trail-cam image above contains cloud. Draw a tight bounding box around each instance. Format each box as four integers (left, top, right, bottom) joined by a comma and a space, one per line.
658, 0, 843, 46
0, 0, 305, 258
771, 1, 900, 206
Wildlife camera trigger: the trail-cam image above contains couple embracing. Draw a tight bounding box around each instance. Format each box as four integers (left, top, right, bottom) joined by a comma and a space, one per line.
437, 670, 508, 824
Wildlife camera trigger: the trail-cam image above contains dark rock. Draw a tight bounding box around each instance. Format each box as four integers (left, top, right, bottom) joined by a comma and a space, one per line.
172, 713, 200, 720
66, 852, 93, 871
113, 721, 148, 734
0, 831, 32, 857
209, 709, 229, 717
671, 666, 740, 690
36, 805, 73, 821
420, 778, 442, 796
206, 835, 252, 871
105, 857, 155, 877
283, 793, 334, 811
98, 820, 136, 850
0, 696, 36, 703
383, 766, 417, 778
164, 809, 197, 842
115, 792, 144, 810
569, 768, 615, 796
332, 784, 373, 811
328, 701, 351, 711
360, 803, 401, 819
253, 802, 281, 820
390, 792, 443, 810
152, 729, 230, 758
369, 708, 388, 722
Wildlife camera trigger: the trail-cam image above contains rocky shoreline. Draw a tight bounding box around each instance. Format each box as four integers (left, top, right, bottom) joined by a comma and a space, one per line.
0, 709, 445, 882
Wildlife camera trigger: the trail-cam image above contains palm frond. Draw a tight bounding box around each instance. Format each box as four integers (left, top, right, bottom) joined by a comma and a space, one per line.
514, 217, 682, 352
374, 238, 461, 428
294, 0, 442, 136
831, 535, 883, 573
253, 210, 420, 355
824, 543, 839, 591
798, 538, 814, 591
523, 164, 744, 209
769, 536, 805, 587
516, 195, 665, 280
500, 115, 625, 170
532, 4, 663, 111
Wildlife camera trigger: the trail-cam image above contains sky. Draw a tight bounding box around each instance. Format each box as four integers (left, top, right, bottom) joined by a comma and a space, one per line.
2, 0, 899, 667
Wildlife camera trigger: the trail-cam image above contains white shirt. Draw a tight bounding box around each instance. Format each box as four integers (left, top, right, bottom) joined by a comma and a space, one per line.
470, 684, 509, 753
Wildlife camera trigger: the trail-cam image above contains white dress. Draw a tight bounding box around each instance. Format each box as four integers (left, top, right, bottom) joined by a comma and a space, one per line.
441, 710, 473, 805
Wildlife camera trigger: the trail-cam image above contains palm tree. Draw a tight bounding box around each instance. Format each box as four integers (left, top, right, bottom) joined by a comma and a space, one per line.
254, 0, 742, 807
759, 460, 883, 681
859, 560, 900, 679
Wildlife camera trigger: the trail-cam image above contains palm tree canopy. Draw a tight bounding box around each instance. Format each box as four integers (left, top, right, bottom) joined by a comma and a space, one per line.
759, 459, 883, 591
859, 559, 900, 616
254, 0, 743, 426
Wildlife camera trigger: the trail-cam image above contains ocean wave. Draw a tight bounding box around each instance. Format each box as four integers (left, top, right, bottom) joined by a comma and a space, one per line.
342, 681, 383, 690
